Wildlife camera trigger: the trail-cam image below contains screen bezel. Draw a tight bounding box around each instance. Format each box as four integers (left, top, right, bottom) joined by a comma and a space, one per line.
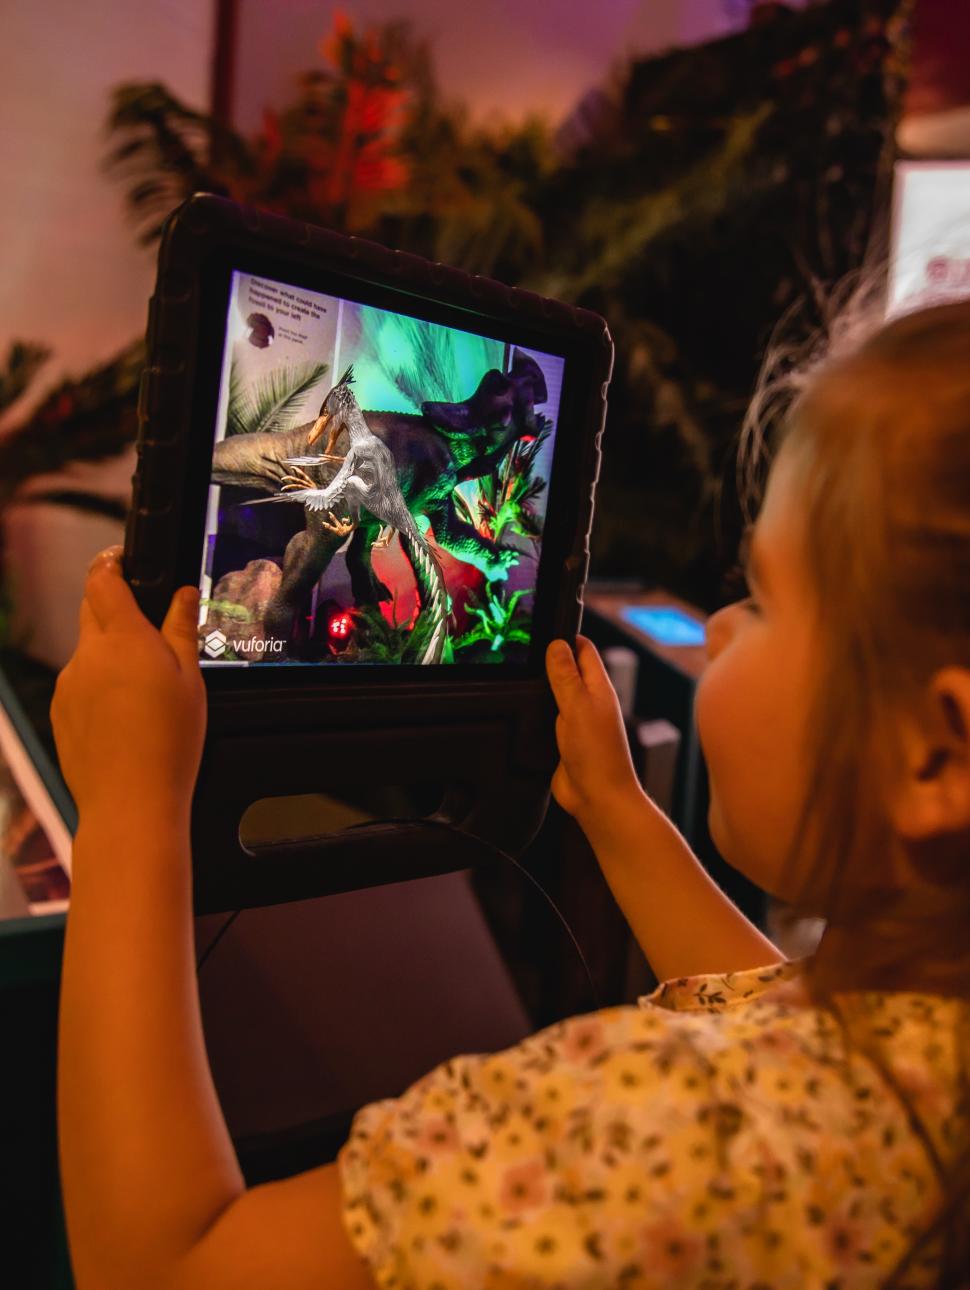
174, 244, 595, 689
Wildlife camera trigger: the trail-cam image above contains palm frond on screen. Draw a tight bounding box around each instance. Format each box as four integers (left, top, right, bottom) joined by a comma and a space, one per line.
226, 358, 329, 437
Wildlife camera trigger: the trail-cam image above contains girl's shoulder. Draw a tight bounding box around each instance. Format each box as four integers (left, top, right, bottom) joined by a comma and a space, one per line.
643, 955, 970, 1024
640, 955, 968, 1063
340, 963, 968, 1288
641, 957, 807, 1013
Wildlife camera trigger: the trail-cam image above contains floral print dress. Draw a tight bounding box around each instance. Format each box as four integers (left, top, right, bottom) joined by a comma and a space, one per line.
338, 959, 969, 1288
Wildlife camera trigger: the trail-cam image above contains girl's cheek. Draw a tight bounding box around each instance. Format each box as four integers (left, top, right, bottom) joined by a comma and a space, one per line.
694, 651, 728, 756
694, 647, 746, 806
693, 669, 721, 788
693, 668, 737, 859
695, 604, 757, 760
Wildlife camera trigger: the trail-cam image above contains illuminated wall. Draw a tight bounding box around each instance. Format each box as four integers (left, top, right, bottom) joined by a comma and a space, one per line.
0, 0, 211, 428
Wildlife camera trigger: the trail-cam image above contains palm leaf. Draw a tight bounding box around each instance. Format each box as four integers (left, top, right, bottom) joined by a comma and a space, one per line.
104, 82, 253, 244
227, 356, 247, 438
226, 358, 329, 436
0, 341, 51, 415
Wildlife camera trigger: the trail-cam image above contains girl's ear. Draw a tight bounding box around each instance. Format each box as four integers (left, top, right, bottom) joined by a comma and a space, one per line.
889, 667, 970, 840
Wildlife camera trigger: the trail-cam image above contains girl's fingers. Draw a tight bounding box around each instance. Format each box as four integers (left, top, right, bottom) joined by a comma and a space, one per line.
575, 636, 613, 694
160, 586, 201, 673
79, 539, 124, 636
546, 639, 582, 709
78, 597, 100, 636
80, 548, 201, 678
84, 554, 135, 631
87, 544, 124, 572
547, 636, 618, 712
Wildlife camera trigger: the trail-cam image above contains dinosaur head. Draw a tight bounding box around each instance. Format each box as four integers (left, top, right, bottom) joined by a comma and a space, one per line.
308, 365, 357, 447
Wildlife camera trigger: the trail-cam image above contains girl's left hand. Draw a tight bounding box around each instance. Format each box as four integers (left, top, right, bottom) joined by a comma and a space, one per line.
51, 546, 206, 821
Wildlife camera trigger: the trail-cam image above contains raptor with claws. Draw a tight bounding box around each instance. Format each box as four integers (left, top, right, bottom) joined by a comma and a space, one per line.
250, 367, 449, 663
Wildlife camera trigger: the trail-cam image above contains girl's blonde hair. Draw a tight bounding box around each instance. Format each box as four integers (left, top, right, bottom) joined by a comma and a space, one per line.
742, 295, 970, 1284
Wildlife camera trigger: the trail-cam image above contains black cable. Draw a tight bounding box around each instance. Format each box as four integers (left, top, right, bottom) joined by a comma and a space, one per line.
343, 815, 601, 1011
196, 908, 242, 975
193, 819, 601, 1011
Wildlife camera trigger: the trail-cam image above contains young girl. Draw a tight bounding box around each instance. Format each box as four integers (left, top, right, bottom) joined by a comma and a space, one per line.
54, 300, 970, 1288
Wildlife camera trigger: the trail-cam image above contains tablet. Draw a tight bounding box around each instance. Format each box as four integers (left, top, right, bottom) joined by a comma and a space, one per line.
127, 196, 612, 688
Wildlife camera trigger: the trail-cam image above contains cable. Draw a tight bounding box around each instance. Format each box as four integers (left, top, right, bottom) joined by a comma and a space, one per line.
196, 908, 242, 975
193, 820, 601, 1012
343, 815, 601, 1011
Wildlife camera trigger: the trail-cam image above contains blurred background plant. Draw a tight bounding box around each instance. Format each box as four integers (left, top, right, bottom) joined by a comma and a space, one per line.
0, 343, 53, 419
0, 0, 911, 618
104, 12, 551, 277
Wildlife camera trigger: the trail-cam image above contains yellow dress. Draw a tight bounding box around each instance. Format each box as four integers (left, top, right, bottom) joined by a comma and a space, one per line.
339, 959, 968, 1288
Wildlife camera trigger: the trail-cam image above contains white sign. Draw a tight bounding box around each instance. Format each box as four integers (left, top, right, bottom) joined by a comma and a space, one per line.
888, 161, 970, 318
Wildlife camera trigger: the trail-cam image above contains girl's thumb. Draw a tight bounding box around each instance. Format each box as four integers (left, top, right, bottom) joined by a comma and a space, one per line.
177, 585, 200, 620
546, 639, 582, 708
161, 585, 201, 668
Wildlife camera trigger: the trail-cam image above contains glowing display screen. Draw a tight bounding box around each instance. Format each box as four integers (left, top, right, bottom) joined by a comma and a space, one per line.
199, 270, 565, 668
620, 605, 706, 648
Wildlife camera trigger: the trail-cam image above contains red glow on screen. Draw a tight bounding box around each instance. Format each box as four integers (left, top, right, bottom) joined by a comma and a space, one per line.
329, 611, 353, 639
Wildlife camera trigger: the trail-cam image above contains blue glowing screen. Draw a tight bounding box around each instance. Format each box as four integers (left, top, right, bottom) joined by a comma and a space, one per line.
620, 605, 706, 647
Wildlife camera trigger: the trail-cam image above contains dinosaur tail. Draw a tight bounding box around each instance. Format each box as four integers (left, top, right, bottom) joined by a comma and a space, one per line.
399, 528, 449, 665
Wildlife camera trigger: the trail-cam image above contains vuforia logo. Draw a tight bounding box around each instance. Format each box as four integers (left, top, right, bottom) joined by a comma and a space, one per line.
203, 629, 284, 660
204, 630, 227, 658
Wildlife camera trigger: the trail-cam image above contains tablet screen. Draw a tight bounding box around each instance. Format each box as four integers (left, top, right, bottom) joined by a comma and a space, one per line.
199, 269, 565, 667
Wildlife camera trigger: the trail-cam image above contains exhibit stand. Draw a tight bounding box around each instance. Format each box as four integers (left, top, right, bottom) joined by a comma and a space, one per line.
0, 662, 537, 1288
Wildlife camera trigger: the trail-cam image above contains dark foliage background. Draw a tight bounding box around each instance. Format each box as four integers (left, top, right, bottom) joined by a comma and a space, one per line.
1, 0, 910, 612
534, 0, 909, 603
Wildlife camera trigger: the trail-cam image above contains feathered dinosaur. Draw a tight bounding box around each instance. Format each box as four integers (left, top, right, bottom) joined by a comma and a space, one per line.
250, 366, 449, 664
211, 350, 548, 650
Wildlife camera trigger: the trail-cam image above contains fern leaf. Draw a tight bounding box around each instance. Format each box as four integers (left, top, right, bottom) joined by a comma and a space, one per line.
226, 355, 248, 438
226, 359, 330, 436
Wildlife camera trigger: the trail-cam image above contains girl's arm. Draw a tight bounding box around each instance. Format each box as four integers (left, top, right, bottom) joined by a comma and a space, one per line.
546, 637, 784, 981
54, 552, 373, 1290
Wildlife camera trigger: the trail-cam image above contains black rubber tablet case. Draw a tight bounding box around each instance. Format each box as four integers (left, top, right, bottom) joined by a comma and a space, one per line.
126, 195, 613, 914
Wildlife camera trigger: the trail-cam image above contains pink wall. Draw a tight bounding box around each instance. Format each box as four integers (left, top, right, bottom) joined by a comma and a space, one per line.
0, 0, 212, 430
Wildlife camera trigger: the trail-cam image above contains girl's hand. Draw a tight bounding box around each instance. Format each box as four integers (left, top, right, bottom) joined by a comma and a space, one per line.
545, 636, 641, 826
51, 546, 206, 822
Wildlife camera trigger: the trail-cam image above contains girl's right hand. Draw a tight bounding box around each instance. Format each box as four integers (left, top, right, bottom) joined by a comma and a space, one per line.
545, 636, 642, 826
